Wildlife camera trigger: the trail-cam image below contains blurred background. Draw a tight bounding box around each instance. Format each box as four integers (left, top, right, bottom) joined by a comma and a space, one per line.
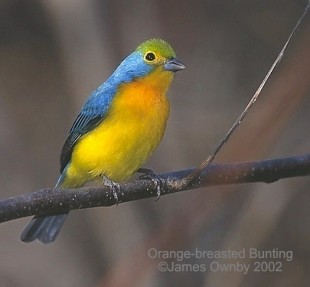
0, 0, 309, 286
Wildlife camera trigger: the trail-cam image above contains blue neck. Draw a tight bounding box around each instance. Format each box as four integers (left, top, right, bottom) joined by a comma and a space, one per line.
107, 51, 153, 86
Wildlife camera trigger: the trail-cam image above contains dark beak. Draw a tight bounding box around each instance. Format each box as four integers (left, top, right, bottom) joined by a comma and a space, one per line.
164, 58, 186, 72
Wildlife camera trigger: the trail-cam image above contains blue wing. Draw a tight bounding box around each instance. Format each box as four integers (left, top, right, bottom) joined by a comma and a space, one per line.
60, 83, 116, 173
59, 50, 151, 173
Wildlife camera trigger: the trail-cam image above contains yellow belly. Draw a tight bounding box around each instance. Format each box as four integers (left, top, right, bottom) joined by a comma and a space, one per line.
62, 73, 171, 188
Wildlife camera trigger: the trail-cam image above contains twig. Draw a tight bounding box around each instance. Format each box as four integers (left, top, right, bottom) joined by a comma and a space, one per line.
168, 1, 310, 191
0, 154, 309, 223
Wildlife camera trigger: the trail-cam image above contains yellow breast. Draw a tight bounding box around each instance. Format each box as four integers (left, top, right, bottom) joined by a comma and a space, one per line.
63, 68, 173, 187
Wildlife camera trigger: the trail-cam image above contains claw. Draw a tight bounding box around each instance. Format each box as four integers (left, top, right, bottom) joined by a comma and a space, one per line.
102, 176, 120, 205
137, 168, 164, 200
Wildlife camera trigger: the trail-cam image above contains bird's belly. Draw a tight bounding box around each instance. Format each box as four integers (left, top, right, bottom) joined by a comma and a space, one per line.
66, 91, 169, 184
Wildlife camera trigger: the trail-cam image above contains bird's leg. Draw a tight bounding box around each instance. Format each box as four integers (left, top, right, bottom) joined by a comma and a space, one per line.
102, 175, 120, 205
137, 168, 164, 200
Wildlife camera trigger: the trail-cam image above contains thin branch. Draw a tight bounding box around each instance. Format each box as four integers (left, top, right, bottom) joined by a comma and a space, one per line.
169, 1, 310, 191
0, 154, 309, 223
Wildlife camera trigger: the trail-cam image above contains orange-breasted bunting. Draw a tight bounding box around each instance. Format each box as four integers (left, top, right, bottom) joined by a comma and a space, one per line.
20, 38, 185, 244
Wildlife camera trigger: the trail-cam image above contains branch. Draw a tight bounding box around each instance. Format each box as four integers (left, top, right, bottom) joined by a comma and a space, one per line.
170, 1, 310, 190
0, 154, 309, 223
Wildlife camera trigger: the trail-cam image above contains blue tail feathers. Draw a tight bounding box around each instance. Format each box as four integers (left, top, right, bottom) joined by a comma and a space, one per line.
20, 173, 68, 244
20, 214, 68, 244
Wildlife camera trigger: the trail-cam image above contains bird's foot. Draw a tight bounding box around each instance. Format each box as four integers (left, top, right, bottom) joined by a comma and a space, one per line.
137, 168, 164, 200
102, 176, 120, 205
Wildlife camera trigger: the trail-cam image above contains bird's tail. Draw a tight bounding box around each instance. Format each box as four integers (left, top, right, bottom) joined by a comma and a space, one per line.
20, 174, 68, 244
20, 213, 68, 244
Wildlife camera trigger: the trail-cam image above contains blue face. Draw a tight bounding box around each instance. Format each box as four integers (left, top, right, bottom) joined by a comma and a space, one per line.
108, 51, 153, 85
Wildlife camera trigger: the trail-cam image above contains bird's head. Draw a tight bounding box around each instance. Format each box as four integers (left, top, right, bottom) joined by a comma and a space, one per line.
110, 39, 185, 85
136, 38, 186, 73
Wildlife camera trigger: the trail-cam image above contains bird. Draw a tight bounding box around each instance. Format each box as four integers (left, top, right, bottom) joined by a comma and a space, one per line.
20, 38, 185, 244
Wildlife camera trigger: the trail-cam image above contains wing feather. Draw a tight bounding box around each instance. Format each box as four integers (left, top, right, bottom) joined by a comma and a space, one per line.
59, 83, 116, 173
60, 114, 103, 173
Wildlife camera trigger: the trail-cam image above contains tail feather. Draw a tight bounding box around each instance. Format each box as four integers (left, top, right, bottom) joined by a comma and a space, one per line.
20, 213, 68, 244
20, 172, 69, 244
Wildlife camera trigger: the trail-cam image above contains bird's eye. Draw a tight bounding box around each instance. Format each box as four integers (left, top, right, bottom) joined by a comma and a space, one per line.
145, 52, 156, 62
